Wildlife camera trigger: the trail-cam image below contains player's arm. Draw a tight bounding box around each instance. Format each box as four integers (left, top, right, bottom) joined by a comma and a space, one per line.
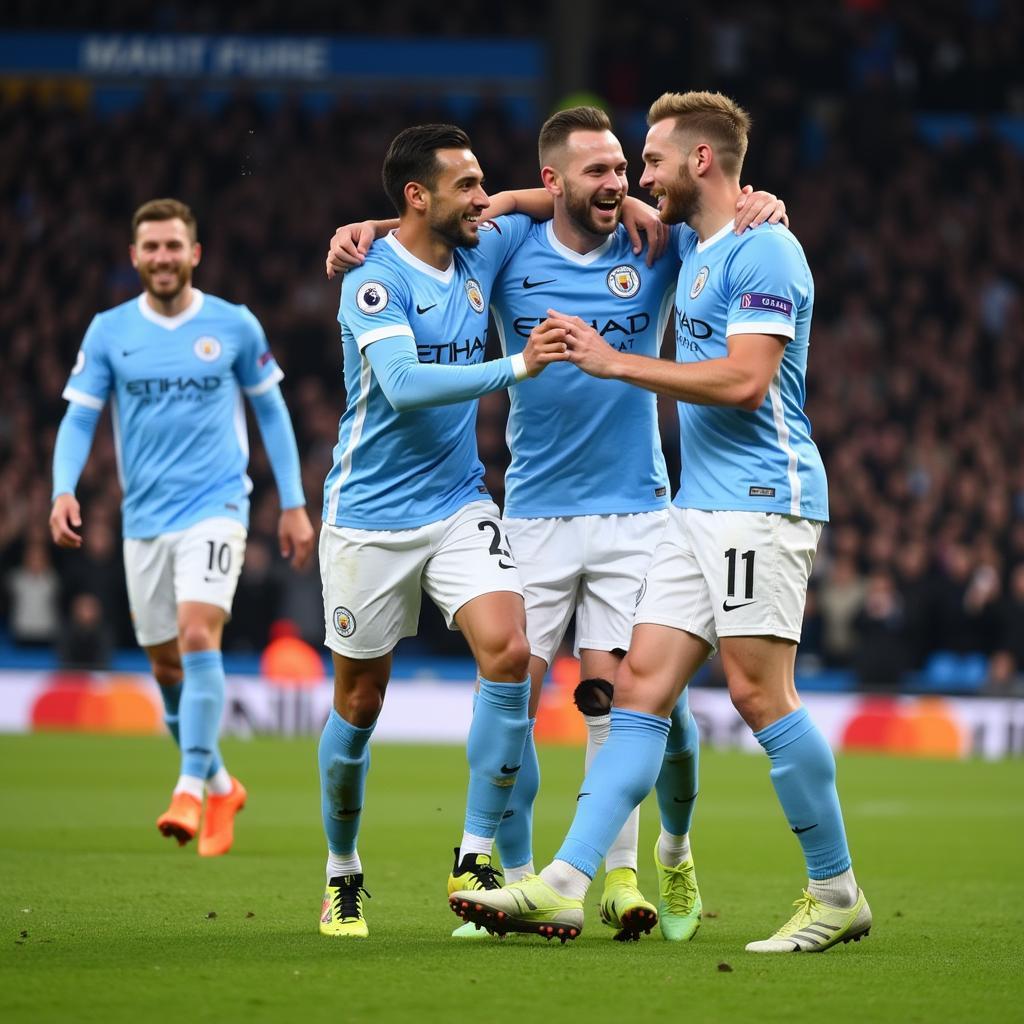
247, 385, 314, 569
50, 402, 102, 548
557, 311, 784, 410
50, 321, 112, 548
364, 324, 568, 413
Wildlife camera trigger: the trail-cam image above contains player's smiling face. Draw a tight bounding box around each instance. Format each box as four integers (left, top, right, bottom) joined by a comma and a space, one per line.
557, 129, 628, 237
426, 148, 490, 250
131, 218, 200, 299
640, 119, 701, 225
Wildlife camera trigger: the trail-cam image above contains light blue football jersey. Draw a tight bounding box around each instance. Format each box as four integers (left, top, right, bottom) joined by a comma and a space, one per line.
672, 221, 828, 520
62, 290, 284, 538
491, 220, 682, 519
324, 218, 531, 530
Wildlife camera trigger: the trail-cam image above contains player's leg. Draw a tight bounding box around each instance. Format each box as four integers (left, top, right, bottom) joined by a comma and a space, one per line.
493, 515, 579, 885
424, 503, 531, 895
693, 510, 869, 952
450, 622, 708, 940
316, 520, 422, 937
318, 650, 390, 939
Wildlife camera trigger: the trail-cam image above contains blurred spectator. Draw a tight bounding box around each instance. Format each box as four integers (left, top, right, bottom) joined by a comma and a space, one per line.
6, 541, 60, 645
819, 557, 866, 667
57, 592, 113, 669
851, 571, 912, 690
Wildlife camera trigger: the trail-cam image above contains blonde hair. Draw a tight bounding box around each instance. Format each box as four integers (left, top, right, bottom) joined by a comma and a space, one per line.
647, 91, 751, 178
132, 198, 198, 242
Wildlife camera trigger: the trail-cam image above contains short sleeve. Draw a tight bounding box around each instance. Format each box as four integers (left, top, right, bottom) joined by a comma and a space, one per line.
233, 305, 285, 396
340, 266, 414, 352
62, 315, 112, 410
725, 230, 809, 341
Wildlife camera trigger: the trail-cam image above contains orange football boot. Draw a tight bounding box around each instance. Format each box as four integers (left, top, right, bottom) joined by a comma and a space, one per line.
157, 791, 202, 846
198, 777, 247, 857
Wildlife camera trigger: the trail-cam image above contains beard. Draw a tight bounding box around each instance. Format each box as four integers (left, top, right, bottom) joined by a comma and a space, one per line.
659, 163, 701, 225
564, 180, 621, 237
138, 261, 191, 300
430, 204, 479, 249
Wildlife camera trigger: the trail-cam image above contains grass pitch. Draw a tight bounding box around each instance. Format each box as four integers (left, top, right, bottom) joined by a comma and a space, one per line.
2, 733, 1022, 1024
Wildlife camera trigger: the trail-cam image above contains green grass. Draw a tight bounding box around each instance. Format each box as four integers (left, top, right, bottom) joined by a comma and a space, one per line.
1, 735, 1022, 1023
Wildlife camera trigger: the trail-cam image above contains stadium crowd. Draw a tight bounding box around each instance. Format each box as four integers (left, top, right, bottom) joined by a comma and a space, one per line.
1, 1, 1022, 693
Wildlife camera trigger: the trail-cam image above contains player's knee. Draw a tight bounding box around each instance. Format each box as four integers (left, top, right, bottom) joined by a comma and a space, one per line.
728, 678, 770, 730
479, 632, 531, 682
152, 661, 182, 688
335, 683, 384, 728
573, 677, 614, 717
178, 621, 218, 653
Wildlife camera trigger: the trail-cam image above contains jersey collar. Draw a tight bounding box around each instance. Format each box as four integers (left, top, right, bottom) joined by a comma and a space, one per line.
695, 219, 736, 253
136, 289, 205, 330
383, 231, 454, 284
545, 221, 615, 265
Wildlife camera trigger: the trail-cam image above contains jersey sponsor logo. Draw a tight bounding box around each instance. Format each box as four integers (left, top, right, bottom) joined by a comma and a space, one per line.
676, 307, 712, 341
522, 276, 556, 289
415, 302, 437, 315
356, 281, 389, 315
417, 336, 486, 364
333, 606, 356, 638
465, 278, 485, 313
194, 336, 222, 362
690, 265, 710, 299
749, 486, 776, 497
607, 264, 640, 298
740, 291, 793, 316
71, 349, 86, 375
512, 313, 649, 353
125, 376, 221, 396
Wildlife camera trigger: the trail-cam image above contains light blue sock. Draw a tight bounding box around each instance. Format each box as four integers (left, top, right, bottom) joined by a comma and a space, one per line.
318, 708, 375, 855
159, 681, 222, 781
464, 678, 530, 838
754, 707, 852, 880
555, 707, 671, 876
495, 717, 538, 869
179, 651, 226, 780
655, 689, 700, 836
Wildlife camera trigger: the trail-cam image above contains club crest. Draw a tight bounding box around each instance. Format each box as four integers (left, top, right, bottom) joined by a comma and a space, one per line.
194, 336, 222, 361
607, 264, 640, 298
465, 278, 485, 313
690, 266, 710, 299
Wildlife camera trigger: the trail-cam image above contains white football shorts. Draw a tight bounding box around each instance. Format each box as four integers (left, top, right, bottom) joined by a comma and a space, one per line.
504, 510, 669, 666
123, 516, 248, 647
319, 500, 524, 659
634, 507, 822, 649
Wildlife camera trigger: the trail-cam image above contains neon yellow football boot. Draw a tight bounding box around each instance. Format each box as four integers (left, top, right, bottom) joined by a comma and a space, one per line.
450, 874, 584, 943
599, 867, 658, 941
654, 841, 702, 941
319, 874, 370, 938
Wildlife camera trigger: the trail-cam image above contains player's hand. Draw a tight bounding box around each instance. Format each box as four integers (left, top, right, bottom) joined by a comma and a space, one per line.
522, 321, 571, 378
49, 493, 83, 549
279, 506, 315, 570
546, 308, 620, 379
734, 184, 788, 231
621, 196, 668, 267
325, 222, 377, 279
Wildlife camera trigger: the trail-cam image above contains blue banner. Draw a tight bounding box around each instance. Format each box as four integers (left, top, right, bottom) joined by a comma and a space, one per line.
0, 32, 542, 85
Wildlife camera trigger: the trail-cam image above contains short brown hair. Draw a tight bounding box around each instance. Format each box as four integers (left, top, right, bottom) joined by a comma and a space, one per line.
538, 105, 612, 167
647, 91, 751, 178
132, 198, 198, 242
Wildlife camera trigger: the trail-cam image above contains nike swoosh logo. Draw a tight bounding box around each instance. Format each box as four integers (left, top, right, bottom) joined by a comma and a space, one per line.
500, 763, 521, 774
203, 576, 221, 583
576, 792, 590, 801
522, 277, 556, 289
672, 796, 690, 804
416, 303, 437, 314
122, 349, 141, 357
791, 824, 818, 834
722, 600, 756, 612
